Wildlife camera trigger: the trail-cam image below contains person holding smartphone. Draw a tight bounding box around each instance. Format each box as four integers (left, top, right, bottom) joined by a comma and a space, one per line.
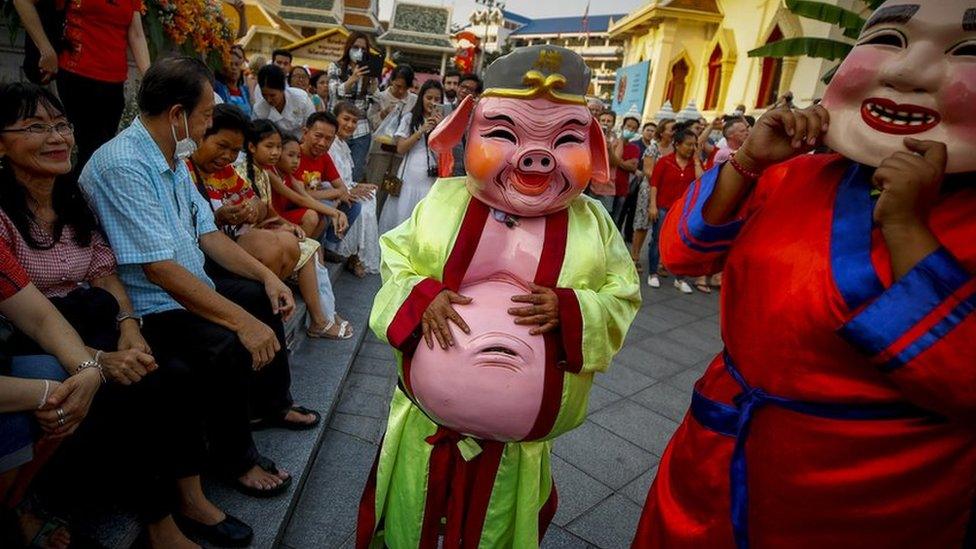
378, 80, 444, 234
327, 32, 379, 183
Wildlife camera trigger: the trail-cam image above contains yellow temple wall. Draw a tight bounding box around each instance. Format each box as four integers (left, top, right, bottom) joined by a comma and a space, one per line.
618, 0, 852, 123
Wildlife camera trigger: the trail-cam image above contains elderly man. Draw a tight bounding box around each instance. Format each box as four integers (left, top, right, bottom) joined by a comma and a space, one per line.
80, 57, 319, 520
712, 117, 750, 166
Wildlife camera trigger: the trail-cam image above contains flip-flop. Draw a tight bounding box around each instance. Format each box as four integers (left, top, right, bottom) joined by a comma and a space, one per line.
251, 405, 322, 432
694, 283, 713, 294
227, 455, 292, 498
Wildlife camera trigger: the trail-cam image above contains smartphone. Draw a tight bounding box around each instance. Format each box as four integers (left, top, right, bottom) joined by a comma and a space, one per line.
364, 53, 384, 79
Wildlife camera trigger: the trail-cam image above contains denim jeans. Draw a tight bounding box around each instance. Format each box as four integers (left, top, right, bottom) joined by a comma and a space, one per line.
0, 355, 67, 473
347, 133, 371, 183
647, 207, 668, 275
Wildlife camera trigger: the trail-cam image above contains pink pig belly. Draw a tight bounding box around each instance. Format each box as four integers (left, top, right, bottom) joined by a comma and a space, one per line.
409, 218, 547, 441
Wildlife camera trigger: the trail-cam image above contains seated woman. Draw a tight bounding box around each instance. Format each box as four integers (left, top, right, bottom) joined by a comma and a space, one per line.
0, 243, 95, 549
188, 105, 353, 340
0, 83, 247, 548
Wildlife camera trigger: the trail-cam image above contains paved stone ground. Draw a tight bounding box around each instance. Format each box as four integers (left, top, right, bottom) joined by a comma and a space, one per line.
281, 276, 722, 548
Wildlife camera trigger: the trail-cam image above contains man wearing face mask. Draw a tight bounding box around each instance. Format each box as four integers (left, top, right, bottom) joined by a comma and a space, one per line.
81, 57, 322, 509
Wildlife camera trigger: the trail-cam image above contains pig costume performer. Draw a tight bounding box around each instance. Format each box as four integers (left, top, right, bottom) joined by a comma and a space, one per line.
634, 2, 976, 548
358, 46, 641, 548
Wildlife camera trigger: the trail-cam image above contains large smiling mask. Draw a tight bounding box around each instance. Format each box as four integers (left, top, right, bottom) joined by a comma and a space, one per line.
430, 46, 610, 216
822, 0, 976, 173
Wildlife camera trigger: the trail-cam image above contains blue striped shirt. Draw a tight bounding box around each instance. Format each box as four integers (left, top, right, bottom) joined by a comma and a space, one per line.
79, 118, 218, 317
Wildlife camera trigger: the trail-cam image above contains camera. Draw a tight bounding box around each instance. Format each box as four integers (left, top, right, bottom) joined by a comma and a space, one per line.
427, 167, 439, 178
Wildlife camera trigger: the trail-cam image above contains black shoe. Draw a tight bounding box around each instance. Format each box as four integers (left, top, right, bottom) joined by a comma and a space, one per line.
174, 513, 253, 548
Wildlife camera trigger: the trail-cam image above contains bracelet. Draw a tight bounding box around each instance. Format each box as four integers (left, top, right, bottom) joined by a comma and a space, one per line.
728, 154, 763, 181
76, 358, 107, 384
37, 379, 50, 410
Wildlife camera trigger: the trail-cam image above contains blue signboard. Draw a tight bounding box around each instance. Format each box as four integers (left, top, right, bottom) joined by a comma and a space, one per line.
611, 61, 651, 118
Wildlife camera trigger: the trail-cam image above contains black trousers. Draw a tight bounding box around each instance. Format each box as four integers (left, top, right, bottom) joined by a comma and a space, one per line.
26, 288, 205, 522
209, 270, 294, 420
56, 70, 125, 171
618, 177, 642, 242
140, 273, 294, 477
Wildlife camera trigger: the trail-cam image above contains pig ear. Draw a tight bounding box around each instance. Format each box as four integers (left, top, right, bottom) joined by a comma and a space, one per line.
429, 95, 476, 177
588, 117, 610, 184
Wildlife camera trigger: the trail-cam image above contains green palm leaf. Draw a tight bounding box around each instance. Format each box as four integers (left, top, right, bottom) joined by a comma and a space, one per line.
748, 37, 854, 61
785, 0, 866, 39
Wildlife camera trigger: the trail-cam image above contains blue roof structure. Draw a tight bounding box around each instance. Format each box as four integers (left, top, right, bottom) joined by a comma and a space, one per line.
501, 9, 532, 26
509, 13, 624, 36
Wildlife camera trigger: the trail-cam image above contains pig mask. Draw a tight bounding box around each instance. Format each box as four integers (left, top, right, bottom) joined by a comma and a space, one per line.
822, 0, 976, 173
430, 46, 610, 217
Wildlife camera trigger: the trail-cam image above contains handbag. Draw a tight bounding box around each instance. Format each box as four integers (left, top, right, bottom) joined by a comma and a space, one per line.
382, 171, 403, 198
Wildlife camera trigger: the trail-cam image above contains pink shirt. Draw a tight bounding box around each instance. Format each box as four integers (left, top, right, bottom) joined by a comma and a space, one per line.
0, 210, 117, 298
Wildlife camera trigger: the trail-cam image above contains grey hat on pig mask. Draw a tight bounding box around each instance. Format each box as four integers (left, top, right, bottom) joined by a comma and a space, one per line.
481, 45, 590, 105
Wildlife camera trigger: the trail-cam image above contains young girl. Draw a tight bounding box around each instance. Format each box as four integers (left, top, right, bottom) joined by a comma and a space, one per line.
378, 79, 444, 234
245, 123, 353, 340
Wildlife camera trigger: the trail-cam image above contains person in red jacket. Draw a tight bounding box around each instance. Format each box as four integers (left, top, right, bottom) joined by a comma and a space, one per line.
633, 1, 976, 547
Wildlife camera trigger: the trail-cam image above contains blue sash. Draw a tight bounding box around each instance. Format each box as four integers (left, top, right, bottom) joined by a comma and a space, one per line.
690, 351, 937, 549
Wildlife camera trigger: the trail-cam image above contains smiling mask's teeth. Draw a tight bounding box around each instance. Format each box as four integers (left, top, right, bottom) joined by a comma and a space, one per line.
865, 102, 935, 127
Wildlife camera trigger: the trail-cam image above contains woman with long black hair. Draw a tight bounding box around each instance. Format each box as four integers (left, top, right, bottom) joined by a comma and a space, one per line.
377, 79, 444, 234
0, 82, 253, 549
326, 31, 379, 183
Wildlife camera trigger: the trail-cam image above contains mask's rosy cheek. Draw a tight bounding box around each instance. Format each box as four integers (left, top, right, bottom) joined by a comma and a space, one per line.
557, 146, 591, 188
941, 68, 976, 142
466, 138, 509, 182
823, 49, 885, 107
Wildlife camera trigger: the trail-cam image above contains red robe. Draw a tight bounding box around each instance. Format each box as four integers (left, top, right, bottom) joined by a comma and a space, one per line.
633, 153, 976, 548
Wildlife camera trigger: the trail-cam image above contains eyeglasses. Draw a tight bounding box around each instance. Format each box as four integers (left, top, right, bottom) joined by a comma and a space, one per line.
0, 122, 74, 136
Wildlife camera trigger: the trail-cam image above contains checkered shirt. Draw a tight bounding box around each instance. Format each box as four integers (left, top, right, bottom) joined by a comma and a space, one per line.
0, 210, 116, 298
79, 117, 218, 317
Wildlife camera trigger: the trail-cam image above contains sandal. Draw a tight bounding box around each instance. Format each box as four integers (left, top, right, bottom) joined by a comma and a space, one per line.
227, 455, 292, 498
307, 319, 353, 340
345, 256, 367, 279
251, 405, 321, 431
694, 283, 712, 294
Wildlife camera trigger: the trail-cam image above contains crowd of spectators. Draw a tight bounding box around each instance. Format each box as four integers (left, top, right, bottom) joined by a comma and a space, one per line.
0, 17, 486, 546
590, 102, 755, 295
0, 7, 751, 543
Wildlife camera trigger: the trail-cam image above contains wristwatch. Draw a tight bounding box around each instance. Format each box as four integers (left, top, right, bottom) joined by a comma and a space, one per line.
116, 311, 143, 329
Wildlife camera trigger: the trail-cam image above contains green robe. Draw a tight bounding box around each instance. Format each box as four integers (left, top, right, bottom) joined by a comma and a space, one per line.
358, 178, 641, 548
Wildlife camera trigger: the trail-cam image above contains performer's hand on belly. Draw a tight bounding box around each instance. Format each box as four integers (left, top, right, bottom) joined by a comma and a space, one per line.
509, 283, 560, 335
422, 290, 473, 349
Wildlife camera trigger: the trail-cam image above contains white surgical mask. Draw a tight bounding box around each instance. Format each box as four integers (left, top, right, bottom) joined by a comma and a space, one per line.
172, 112, 196, 160
621, 129, 637, 141
349, 48, 364, 63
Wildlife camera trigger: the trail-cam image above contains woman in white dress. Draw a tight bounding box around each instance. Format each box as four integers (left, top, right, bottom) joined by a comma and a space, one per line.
328, 101, 381, 276
378, 79, 444, 234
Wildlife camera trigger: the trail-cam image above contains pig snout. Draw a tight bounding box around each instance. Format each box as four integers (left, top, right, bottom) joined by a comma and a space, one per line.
516, 149, 556, 174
